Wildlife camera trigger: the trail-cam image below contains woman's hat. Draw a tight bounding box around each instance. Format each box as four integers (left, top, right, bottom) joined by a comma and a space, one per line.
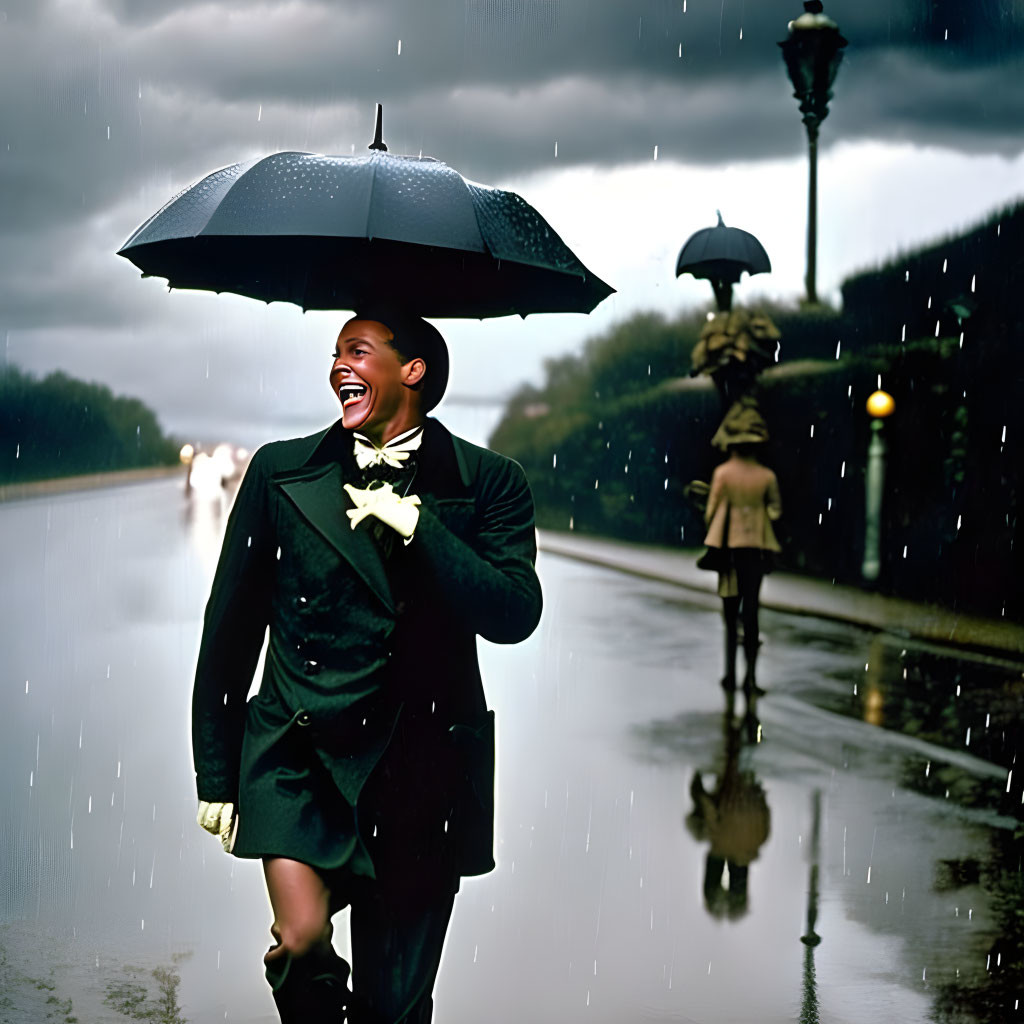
711, 396, 770, 451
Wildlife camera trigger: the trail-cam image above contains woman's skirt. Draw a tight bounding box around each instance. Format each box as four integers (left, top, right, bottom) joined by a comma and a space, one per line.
696, 547, 777, 598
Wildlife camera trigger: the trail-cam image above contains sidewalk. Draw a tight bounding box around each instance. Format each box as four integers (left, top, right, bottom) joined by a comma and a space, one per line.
539, 530, 1024, 659
0, 465, 182, 503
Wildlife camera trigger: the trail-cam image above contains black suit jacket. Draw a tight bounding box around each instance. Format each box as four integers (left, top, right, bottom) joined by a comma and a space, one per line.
191, 418, 542, 878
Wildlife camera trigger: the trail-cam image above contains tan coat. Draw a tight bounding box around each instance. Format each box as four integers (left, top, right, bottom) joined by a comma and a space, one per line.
703, 453, 782, 552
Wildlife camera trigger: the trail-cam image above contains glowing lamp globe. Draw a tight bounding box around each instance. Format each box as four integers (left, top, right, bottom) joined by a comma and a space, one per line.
866, 390, 894, 419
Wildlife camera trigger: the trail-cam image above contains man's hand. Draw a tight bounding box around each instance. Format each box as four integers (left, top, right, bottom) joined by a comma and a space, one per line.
344, 483, 421, 540
197, 800, 237, 852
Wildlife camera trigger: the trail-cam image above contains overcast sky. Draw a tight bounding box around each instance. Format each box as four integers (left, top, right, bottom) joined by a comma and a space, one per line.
2, 0, 1022, 446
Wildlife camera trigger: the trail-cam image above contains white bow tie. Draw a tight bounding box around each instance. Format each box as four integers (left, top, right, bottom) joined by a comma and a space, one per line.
352, 428, 424, 470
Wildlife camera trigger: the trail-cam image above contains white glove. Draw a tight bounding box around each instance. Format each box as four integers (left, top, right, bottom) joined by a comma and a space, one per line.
344, 482, 421, 541
197, 800, 238, 853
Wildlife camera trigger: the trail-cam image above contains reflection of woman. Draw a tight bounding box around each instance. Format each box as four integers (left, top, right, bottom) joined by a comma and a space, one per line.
685, 702, 771, 920
702, 402, 781, 693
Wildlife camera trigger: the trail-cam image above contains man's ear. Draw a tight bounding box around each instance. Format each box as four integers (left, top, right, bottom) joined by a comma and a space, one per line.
401, 357, 426, 389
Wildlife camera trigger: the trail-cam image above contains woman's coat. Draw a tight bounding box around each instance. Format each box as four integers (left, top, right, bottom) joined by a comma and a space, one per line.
703, 453, 782, 553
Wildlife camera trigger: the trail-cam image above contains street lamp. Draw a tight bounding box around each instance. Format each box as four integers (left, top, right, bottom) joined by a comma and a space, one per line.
779, 1, 847, 306
862, 390, 894, 582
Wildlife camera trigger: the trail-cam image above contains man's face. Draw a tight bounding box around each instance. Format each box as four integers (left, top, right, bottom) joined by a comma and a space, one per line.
330, 319, 419, 437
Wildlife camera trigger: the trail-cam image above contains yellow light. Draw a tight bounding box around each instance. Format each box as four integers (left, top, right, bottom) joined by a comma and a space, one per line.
179, 443, 195, 464
866, 390, 895, 418
864, 687, 885, 727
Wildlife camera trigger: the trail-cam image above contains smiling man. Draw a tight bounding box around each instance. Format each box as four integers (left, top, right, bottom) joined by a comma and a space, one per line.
191, 309, 543, 1023
334, 317, 429, 439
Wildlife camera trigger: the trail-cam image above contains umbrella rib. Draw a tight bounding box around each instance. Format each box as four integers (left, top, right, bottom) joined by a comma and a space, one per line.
198, 154, 278, 238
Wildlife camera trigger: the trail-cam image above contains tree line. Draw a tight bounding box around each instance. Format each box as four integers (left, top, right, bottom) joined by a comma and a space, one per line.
0, 365, 180, 485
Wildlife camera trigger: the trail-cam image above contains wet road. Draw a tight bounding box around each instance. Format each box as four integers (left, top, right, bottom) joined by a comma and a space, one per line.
1, 478, 1020, 1023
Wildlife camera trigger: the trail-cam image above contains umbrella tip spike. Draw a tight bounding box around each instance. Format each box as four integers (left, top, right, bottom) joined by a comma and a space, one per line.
716, 210, 725, 227
369, 103, 388, 152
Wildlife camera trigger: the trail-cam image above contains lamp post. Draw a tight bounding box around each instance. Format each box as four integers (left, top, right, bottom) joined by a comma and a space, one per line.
862, 390, 894, 582
779, 1, 847, 307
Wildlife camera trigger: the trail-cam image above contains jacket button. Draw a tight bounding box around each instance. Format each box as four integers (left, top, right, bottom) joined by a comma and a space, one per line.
296, 711, 312, 727
302, 659, 321, 675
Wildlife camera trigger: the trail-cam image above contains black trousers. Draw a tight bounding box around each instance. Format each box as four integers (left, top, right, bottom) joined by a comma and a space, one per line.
332, 871, 457, 1024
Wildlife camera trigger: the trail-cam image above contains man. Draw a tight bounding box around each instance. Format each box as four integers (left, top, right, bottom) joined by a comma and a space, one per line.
191, 309, 542, 1023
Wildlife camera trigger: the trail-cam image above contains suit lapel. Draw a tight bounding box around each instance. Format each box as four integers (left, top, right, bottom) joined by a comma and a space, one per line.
270, 418, 479, 607
275, 462, 395, 613
413, 420, 477, 538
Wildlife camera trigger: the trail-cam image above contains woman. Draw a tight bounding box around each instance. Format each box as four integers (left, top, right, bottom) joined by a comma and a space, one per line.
701, 401, 781, 693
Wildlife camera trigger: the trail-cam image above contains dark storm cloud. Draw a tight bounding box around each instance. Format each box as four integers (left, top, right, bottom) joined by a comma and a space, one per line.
0, 0, 1021, 394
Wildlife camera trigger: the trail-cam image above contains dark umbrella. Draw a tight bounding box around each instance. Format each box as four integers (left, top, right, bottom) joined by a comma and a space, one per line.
676, 212, 771, 312
118, 107, 613, 319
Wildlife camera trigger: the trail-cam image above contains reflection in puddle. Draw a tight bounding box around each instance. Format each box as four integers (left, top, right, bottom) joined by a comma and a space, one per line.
628, 575, 1022, 1023
685, 694, 771, 922
0, 921, 190, 1024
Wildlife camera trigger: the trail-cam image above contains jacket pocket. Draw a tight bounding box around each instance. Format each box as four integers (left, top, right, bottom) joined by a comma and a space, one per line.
448, 711, 496, 870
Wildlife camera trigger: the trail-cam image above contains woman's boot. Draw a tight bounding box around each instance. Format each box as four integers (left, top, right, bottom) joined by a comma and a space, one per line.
722, 634, 738, 691
721, 599, 739, 691
743, 636, 765, 697
265, 943, 351, 1023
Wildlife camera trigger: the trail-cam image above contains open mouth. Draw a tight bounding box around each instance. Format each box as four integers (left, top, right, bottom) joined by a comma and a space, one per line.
338, 383, 368, 408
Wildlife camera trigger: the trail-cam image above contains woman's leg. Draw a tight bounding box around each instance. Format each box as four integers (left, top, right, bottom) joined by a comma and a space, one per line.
720, 596, 740, 690
262, 857, 350, 1023
264, 857, 333, 962
736, 563, 765, 692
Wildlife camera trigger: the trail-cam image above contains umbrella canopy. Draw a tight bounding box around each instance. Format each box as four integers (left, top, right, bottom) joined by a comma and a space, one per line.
675, 212, 771, 286
118, 116, 613, 319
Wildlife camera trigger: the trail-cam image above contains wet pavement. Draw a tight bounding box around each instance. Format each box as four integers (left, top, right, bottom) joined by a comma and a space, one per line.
1, 479, 1021, 1023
